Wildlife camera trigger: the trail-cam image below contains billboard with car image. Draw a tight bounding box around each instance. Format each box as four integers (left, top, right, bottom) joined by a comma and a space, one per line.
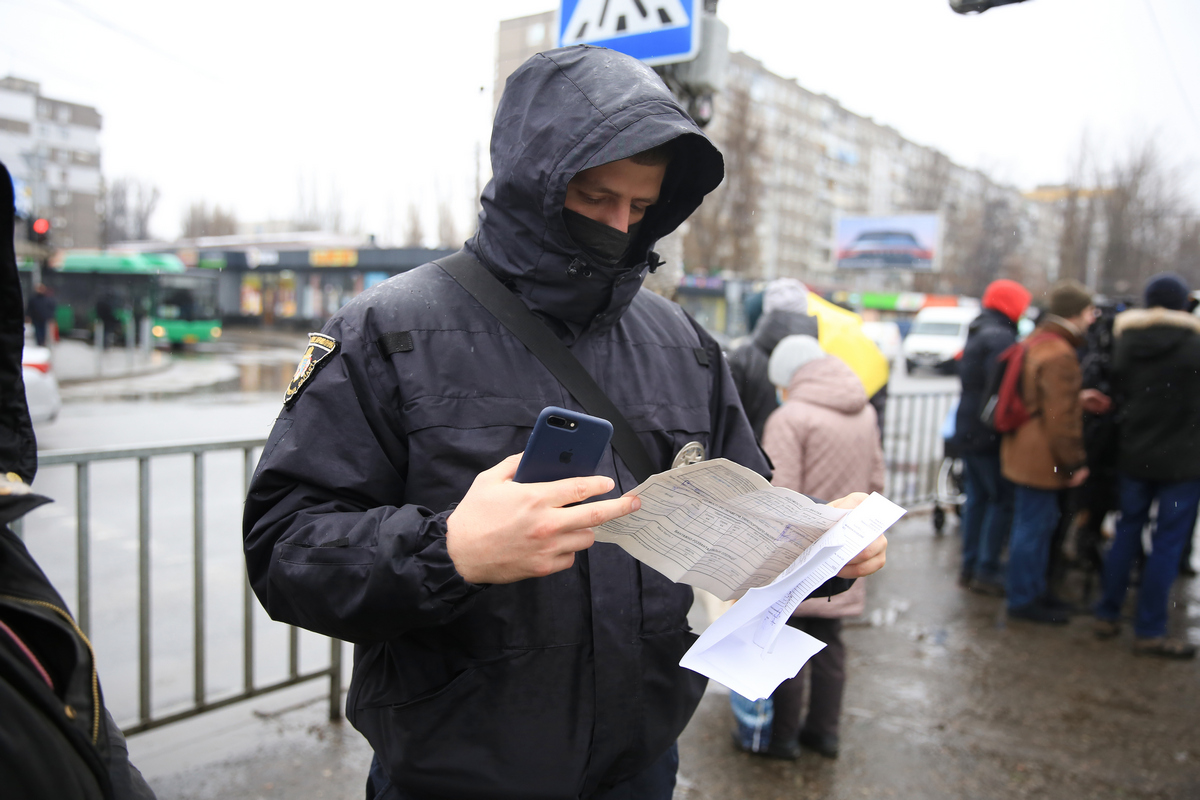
835, 214, 941, 272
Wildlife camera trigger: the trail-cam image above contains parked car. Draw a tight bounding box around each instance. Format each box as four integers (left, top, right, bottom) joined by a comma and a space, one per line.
837, 230, 933, 270
902, 306, 980, 374
22, 344, 62, 423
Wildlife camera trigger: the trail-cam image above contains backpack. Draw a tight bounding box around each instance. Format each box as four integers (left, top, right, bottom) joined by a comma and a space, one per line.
979, 332, 1056, 433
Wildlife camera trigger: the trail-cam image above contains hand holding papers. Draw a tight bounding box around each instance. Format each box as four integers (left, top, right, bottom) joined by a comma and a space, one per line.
595, 459, 906, 699
595, 459, 851, 601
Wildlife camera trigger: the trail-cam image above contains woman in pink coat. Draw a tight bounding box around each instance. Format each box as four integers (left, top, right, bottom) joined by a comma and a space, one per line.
761, 334, 885, 759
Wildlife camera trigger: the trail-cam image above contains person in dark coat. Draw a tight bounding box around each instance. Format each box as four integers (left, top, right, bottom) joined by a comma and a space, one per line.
953, 279, 1031, 594
242, 46, 887, 800
1094, 273, 1200, 659
0, 162, 156, 799
727, 278, 819, 441
25, 283, 57, 347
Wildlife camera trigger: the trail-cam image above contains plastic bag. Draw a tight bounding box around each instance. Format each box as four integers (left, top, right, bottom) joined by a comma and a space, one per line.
730, 692, 773, 753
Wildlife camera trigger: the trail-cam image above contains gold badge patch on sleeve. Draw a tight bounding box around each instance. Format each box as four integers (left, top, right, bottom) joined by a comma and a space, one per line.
284, 332, 339, 406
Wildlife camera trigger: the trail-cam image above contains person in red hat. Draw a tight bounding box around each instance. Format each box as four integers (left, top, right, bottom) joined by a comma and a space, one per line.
952, 279, 1032, 595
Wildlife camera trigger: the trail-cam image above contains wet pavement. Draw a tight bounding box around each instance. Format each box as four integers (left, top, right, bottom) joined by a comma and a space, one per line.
126, 511, 1200, 800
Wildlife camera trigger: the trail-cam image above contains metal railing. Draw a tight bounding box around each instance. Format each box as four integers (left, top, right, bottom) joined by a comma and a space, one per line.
882, 390, 960, 508
31, 438, 342, 736
14, 393, 957, 736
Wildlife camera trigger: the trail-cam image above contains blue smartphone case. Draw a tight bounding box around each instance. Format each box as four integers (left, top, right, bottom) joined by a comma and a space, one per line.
514, 406, 614, 483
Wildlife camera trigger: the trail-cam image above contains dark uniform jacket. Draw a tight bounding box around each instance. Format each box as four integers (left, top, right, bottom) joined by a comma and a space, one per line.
0, 161, 154, 800
954, 307, 1020, 455
1112, 307, 1200, 482
243, 46, 786, 799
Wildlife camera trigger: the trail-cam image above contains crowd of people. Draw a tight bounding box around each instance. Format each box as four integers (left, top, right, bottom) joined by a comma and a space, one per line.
953, 275, 1199, 659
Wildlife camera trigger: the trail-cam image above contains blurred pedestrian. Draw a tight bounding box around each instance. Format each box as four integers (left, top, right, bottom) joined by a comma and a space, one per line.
95, 294, 119, 348
728, 279, 818, 440
753, 335, 885, 760
1001, 280, 1108, 624
24, 283, 56, 347
953, 279, 1031, 595
1093, 273, 1200, 658
1068, 299, 1125, 594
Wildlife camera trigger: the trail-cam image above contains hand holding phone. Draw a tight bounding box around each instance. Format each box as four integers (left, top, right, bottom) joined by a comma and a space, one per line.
514, 407, 614, 484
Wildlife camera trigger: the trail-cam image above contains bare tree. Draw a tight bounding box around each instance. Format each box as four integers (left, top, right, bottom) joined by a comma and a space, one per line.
436, 201, 459, 249
902, 147, 951, 212
683, 82, 762, 275
291, 176, 344, 233
1172, 217, 1200, 288
404, 204, 425, 248
940, 177, 1026, 297
181, 201, 238, 238
102, 177, 160, 243
1098, 139, 1186, 296
1056, 140, 1097, 285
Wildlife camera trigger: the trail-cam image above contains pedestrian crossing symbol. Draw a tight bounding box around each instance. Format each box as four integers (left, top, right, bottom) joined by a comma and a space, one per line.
558, 0, 701, 67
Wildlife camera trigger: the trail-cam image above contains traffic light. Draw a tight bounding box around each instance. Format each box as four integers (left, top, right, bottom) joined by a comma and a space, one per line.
29, 217, 50, 246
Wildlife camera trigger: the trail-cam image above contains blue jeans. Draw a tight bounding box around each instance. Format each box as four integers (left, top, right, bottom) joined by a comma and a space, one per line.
961, 453, 1013, 581
365, 743, 678, 800
1006, 485, 1061, 610
1095, 476, 1200, 638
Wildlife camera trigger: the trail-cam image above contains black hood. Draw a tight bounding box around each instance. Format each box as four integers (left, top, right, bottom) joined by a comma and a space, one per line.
752, 309, 819, 354
0, 160, 37, 485
466, 45, 723, 339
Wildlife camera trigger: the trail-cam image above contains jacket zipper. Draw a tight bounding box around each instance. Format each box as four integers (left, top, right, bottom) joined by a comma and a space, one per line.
0, 593, 101, 744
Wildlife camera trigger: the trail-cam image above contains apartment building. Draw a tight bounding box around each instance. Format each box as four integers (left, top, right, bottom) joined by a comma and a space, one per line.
0, 76, 103, 251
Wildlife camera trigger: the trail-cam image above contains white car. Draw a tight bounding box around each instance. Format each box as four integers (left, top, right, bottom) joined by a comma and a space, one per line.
902, 306, 980, 374
22, 345, 62, 423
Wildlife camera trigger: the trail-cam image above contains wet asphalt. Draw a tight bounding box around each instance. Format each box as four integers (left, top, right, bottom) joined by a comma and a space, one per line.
128, 511, 1200, 800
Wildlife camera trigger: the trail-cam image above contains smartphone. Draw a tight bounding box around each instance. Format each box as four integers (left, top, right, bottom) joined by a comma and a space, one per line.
514, 406, 614, 483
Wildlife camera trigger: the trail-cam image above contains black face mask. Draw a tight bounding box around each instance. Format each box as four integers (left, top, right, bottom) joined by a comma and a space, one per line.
562, 208, 642, 270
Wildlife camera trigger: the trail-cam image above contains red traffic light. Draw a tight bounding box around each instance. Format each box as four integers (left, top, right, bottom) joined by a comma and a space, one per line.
32, 218, 50, 235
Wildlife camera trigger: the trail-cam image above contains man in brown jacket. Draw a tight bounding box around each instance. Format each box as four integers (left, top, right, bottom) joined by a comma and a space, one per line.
1001, 280, 1110, 623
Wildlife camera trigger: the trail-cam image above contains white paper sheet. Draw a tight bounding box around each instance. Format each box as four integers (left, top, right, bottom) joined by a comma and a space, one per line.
595, 459, 848, 601
679, 492, 907, 699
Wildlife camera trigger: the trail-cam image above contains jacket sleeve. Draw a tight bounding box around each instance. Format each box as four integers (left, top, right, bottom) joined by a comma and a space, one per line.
243, 316, 483, 645
705, 333, 772, 477
1037, 350, 1087, 473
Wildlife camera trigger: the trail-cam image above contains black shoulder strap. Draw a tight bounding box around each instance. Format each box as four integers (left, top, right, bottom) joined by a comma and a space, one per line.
435, 250, 658, 483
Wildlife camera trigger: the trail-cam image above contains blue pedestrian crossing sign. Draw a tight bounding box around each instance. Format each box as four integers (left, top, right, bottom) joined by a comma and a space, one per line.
558, 0, 702, 67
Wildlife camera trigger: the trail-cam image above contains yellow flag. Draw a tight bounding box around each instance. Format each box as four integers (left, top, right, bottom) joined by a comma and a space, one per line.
806, 293, 890, 397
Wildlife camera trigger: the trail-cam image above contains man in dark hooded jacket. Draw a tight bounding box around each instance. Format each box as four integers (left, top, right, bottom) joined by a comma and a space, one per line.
1, 163, 156, 799
952, 279, 1031, 594
243, 46, 886, 800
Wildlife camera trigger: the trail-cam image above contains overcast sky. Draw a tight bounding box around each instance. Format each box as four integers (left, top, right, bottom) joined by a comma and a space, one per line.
3, 0, 1197, 243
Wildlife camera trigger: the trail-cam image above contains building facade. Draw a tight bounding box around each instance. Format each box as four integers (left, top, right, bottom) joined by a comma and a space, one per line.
0, 76, 103, 252
495, 11, 556, 113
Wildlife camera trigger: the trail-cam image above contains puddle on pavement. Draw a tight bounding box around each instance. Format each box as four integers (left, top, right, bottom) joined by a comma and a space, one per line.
234, 361, 297, 393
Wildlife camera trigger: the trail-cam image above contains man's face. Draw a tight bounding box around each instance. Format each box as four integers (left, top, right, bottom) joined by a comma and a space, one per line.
563, 157, 667, 234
